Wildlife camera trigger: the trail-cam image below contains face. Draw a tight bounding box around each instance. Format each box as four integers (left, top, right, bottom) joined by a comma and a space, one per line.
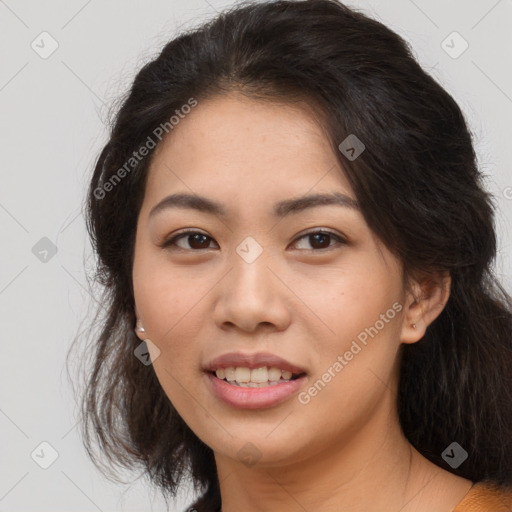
132, 92, 411, 468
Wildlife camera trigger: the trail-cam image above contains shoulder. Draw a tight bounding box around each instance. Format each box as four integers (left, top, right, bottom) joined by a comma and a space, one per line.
452, 482, 512, 512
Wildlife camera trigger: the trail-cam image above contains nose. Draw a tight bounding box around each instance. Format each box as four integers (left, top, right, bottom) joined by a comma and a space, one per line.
213, 247, 291, 333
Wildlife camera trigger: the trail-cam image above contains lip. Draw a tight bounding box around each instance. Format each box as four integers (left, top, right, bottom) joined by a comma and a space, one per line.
205, 372, 307, 409
203, 351, 307, 374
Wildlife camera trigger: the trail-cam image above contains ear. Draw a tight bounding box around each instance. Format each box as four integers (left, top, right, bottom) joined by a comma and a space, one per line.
400, 271, 451, 344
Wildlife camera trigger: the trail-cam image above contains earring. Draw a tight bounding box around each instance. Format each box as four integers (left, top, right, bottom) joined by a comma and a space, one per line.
412, 323, 417, 329
135, 320, 145, 333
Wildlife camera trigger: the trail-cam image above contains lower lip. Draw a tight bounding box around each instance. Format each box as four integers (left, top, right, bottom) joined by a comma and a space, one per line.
205, 372, 307, 409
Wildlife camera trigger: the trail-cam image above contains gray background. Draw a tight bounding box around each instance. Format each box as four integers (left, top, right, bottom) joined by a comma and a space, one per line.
1, 0, 511, 511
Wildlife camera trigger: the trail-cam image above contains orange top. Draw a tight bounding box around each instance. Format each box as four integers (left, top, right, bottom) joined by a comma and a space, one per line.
452, 482, 512, 511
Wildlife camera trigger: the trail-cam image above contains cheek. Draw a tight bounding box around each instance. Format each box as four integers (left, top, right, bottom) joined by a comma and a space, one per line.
136, 280, 203, 366
135, 270, 207, 416
294, 264, 404, 416
133, 247, 205, 341
297, 261, 402, 352
297, 285, 402, 425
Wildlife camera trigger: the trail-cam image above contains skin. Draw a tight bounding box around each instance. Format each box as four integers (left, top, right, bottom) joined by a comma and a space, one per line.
133, 92, 473, 512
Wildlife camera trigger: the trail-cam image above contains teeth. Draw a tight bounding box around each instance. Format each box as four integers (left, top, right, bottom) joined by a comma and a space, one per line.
250, 367, 268, 383
235, 367, 251, 383
224, 367, 236, 381
214, 366, 301, 385
268, 367, 282, 381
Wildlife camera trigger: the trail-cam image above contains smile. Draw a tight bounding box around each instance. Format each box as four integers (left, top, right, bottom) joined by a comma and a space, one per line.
205, 370, 307, 409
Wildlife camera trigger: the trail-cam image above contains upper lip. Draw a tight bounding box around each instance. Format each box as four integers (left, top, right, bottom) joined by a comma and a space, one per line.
204, 352, 307, 375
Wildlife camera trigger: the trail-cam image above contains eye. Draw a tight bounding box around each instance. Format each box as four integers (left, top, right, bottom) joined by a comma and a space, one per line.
160, 229, 346, 252
292, 230, 347, 251
161, 230, 217, 251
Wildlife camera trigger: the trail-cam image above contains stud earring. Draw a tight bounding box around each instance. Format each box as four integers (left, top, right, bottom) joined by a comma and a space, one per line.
135, 320, 145, 333
412, 323, 417, 329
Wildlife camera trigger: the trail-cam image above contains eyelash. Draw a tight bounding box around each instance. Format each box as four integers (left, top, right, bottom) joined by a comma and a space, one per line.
160, 228, 347, 252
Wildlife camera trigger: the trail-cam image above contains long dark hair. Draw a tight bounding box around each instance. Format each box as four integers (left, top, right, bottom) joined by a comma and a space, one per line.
67, 1, 512, 510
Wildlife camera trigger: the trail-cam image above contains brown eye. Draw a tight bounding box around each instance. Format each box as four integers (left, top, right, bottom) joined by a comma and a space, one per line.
293, 230, 347, 251
162, 230, 217, 251
160, 229, 346, 252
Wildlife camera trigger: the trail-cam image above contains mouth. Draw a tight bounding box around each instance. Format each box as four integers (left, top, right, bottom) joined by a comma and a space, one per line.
203, 352, 308, 408
204, 367, 308, 409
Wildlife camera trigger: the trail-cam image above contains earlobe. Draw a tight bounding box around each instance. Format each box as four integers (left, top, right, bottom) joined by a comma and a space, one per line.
134, 318, 146, 340
134, 304, 147, 340
400, 272, 451, 344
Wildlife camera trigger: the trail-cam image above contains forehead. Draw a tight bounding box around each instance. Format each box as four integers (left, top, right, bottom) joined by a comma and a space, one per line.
143, 93, 353, 211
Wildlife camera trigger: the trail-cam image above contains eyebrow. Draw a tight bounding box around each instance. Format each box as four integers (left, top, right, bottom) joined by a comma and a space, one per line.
149, 191, 359, 220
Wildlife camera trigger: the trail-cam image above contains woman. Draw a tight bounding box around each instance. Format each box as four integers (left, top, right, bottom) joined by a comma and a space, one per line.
71, 1, 512, 510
